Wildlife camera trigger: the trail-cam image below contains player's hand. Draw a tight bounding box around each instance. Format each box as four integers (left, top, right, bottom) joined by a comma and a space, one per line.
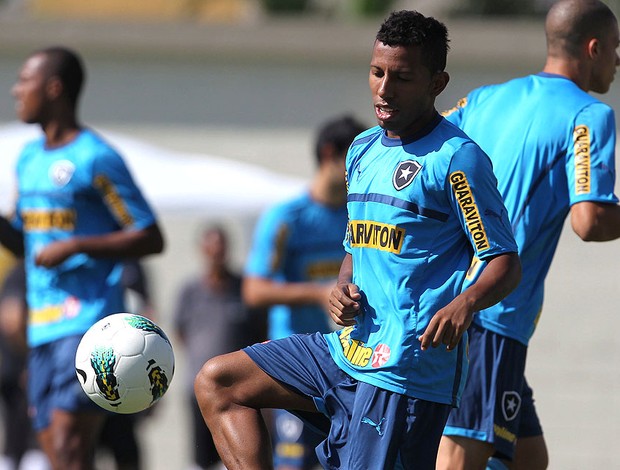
328, 282, 361, 326
35, 239, 79, 267
418, 296, 474, 351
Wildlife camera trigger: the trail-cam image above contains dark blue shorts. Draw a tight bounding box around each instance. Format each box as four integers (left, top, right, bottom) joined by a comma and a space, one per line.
244, 332, 451, 470
28, 335, 104, 430
442, 323, 543, 460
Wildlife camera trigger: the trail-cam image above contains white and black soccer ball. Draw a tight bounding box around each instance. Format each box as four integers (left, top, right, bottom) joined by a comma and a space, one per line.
75, 313, 175, 414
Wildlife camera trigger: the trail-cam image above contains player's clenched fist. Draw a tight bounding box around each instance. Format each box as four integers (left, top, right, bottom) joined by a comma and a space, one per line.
328, 282, 361, 327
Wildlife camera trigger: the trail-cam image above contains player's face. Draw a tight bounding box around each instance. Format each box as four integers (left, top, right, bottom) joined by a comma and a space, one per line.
12, 54, 50, 124
201, 230, 227, 267
369, 41, 447, 139
590, 19, 620, 94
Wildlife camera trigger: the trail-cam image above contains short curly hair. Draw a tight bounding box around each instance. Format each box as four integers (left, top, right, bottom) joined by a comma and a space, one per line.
376, 10, 450, 73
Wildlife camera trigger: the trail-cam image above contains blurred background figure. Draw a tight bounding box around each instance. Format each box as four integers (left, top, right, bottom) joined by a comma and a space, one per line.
173, 224, 266, 470
0, 46, 165, 470
0, 260, 49, 470
242, 114, 366, 470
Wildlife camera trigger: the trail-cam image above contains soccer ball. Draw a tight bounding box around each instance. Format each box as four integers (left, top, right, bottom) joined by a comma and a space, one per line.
75, 313, 175, 414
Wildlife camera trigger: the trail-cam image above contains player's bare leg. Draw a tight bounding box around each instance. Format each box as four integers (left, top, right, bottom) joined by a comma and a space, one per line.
194, 350, 317, 470
37, 410, 105, 470
506, 435, 548, 470
436, 435, 495, 470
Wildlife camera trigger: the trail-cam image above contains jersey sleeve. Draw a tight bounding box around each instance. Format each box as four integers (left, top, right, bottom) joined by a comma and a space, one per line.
91, 149, 157, 231
343, 166, 352, 254
441, 96, 468, 127
447, 142, 518, 260
566, 102, 618, 205
244, 205, 290, 279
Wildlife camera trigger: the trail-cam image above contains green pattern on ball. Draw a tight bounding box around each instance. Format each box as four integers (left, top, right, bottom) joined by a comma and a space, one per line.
91, 346, 120, 402
125, 315, 171, 344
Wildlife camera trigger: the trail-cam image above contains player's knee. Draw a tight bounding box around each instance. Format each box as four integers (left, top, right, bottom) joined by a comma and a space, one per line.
194, 355, 233, 411
49, 429, 83, 468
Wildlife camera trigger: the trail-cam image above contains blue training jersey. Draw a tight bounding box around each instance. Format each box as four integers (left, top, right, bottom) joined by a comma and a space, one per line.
12, 128, 158, 347
245, 192, 347, 339
324, 116, 518, 406
444, 73, 618, 345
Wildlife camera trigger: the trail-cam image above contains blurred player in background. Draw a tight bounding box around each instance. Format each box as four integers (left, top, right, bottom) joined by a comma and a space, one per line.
438, 1, 620, 469
0, 261, 49, 470
0, 46, 164, 470
174, 224, 266, 470
195, 10, 521, 469
242, 114, 365, 470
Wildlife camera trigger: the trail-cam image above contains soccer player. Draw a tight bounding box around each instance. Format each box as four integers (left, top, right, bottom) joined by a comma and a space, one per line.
0, 46, 164, 470
437, 1, 620, 469
194, 10, 521, 469
243, 114, 366, 469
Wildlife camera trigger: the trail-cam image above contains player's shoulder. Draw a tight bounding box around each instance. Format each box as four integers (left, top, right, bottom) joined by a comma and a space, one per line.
260, 191, 310, 222
435, 118, 493, 170
460, 75, 531, 109
17, 134, 45, 164
482, 73, 608, 111
77, 128, 121, 157
351, 126, 382, 147
345, 126, 383, 169
436, 117, 480, 150
348, 126, 382, 155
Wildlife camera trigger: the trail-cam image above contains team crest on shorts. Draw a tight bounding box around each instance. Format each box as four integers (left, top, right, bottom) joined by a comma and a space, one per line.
276, 412, 304, 441
501, 391, 521, 422
393, 160, 421, 190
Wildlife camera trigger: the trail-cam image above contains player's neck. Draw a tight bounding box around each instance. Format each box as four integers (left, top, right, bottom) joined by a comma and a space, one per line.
41, 118, 82, 149
310, 175, 346, 208
543, 58, 589, 91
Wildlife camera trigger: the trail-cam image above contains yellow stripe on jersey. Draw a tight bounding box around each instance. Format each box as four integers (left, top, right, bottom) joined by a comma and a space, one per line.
449, 171, 490, 252
574, 125, 591, 195
94, 175, 134, 226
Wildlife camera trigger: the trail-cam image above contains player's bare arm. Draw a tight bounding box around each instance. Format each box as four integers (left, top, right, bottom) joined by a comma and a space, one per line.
242, 276, 333, 312
35, 223, 164, 267
328, 253, 361, 326
419, 252, 521, 351
570, 200, 620, 241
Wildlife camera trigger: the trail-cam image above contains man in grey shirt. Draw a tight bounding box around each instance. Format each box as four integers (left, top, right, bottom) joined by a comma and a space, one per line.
174, 225, 266, 470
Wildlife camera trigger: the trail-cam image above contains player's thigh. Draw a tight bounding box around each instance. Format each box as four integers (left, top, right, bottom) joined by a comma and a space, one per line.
436, 435, 495, 470
195, 350, 314, 412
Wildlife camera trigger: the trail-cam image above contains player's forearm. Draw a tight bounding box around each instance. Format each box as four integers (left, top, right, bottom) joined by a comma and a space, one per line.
72, 223, 164, 259
242, 276, 327, 308
462, 252, 521, 313
571, 201, 620, 241
336, 253, 353, 286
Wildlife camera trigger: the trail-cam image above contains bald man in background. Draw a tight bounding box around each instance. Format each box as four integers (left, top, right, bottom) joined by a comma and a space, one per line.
438, 1, 620, 469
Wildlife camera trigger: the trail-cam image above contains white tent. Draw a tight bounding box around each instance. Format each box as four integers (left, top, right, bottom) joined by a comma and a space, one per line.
0, 122, 306, 216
